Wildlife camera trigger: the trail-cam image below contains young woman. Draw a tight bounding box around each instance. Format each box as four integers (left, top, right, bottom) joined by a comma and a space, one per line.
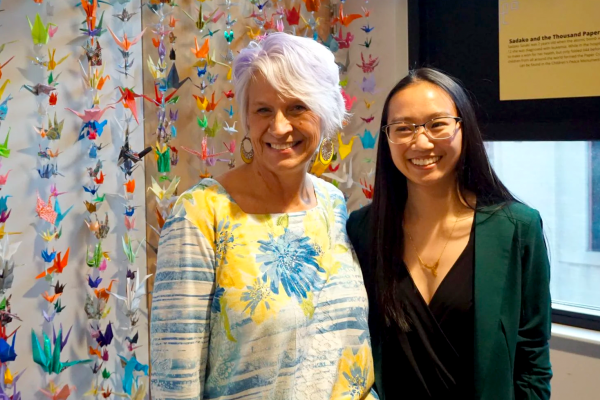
347, 68, 552, 399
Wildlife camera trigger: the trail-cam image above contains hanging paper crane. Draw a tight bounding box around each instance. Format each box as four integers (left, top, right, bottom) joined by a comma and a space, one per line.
27, 14, 57, 46
108, 268, 152, 320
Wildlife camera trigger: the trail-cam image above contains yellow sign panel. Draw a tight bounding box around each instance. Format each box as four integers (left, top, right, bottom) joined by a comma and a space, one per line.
499, 0, 600, 100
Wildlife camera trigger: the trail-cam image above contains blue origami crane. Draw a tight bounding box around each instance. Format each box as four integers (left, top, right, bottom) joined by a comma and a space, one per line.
359, 129, 379, 149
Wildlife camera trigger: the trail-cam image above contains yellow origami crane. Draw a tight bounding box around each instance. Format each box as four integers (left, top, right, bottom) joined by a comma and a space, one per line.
0, 79, 9, 100
46, 49, 70, 71
147, 56, 166, 79
246, 26, 261, 40
148, 176, 180, 201
0, 224, 21, 239
84, 382, 101, 396
40, 229, 59, 242
337, 132, 357, 160
89, 66, 110, 91
193, 94, 208, 111
4, 367, 13, 385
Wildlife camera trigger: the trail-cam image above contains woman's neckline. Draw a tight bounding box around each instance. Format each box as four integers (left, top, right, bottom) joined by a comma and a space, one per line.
204, 174, 322, 217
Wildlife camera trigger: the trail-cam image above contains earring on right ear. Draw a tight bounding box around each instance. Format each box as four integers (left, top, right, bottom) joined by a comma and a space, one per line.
318, 137, 334, 165
310, 137, 334, 177
240, 136, 254, 164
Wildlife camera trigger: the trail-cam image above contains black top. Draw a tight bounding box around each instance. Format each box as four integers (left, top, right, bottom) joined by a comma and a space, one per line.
381, 220, 475, 399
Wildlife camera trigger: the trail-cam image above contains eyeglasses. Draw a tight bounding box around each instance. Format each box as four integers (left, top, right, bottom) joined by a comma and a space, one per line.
382, 116, 462, 144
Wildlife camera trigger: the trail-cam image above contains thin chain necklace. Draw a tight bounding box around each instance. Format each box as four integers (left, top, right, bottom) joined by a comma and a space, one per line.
404, 216, 460, 278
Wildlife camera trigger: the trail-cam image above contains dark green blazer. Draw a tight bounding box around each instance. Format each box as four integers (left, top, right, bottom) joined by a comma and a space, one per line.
347, 202, 552, 400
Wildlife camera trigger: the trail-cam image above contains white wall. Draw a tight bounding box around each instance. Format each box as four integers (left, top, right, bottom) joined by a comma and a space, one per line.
328, 0, 408, 212
550, 331, 600, 399
1, 1, 148, 398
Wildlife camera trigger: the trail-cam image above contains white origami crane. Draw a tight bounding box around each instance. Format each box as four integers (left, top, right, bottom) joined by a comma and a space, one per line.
147, 176, 180, 202
108, 269, 152, 321
0, 236, 20, 294
0, 235, 20, 262
223, 121, 237, 134
322, 160, 355, 190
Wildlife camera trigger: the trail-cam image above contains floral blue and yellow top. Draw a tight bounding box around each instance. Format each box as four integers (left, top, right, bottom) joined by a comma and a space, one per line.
150, 176, 378, 400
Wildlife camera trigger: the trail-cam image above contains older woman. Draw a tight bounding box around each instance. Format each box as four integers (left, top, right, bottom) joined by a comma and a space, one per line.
150, 33, 377, 400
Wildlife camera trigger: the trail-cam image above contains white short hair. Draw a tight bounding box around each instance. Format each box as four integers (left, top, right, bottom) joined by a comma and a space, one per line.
233, 32, 346, 139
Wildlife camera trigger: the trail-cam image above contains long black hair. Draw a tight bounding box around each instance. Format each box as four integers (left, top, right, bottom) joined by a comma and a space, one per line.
370, 68, 516, 331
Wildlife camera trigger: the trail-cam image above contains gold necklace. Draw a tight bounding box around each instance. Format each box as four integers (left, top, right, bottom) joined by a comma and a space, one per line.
405, 216, 459, 277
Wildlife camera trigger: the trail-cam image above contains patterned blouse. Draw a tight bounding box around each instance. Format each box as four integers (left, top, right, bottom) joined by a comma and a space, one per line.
150, 176, 378, 400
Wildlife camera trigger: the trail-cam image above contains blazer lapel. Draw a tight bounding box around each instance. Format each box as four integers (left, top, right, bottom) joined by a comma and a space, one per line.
473, 207, 515, 398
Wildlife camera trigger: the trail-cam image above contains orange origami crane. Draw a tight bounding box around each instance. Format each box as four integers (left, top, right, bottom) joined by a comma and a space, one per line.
81, 0, 99, 32
112, 87, 144, 124
205, 91, 221, 112
332, 4, 362, 27
87, 66, 110, 91
155, 206, 166, 229
107, 27, 146, 52
49, 92, 58, 106
89, 346, 102, 358
124, 179, 135, 193
303, 0, 321, 12
42, 291, 62, 303
190, 37, 209, 59
47, 148, 61, 158
94, 279, 117, 302
36, 248, 70, 279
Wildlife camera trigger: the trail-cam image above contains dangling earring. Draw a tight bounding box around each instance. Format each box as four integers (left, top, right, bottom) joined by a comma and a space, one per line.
318, 137, 334, 165
240, 136, 254, 164
310, 137, 334, 177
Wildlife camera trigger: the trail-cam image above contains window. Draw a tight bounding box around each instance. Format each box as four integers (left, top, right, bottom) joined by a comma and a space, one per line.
486, 141, 600, 328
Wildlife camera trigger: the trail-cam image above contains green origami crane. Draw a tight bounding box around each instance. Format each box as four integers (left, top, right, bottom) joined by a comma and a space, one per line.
205, 119, 222, 138
155, 145, 171, 173
31, 327, 92, 375
122, 234, 144, 264
47, 71, 61, 87
183, 5, 207, 31
46, 113, 64, 141
27, 14, 57, 46
86, 241, 109, 269
197, 115, 208, 130
54, 298, 65, 313
0, 128, 10, 158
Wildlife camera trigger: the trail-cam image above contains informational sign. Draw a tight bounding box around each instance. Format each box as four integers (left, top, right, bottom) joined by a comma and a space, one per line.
499, 0, 600, 100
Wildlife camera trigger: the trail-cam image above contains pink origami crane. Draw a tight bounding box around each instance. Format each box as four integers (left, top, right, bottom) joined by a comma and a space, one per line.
65, 105, 115, 123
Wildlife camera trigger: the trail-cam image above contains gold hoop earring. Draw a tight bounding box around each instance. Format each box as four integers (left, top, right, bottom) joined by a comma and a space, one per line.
310, 137, 334, 176
318, 137, 334, 165
240, 136, 254, 164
